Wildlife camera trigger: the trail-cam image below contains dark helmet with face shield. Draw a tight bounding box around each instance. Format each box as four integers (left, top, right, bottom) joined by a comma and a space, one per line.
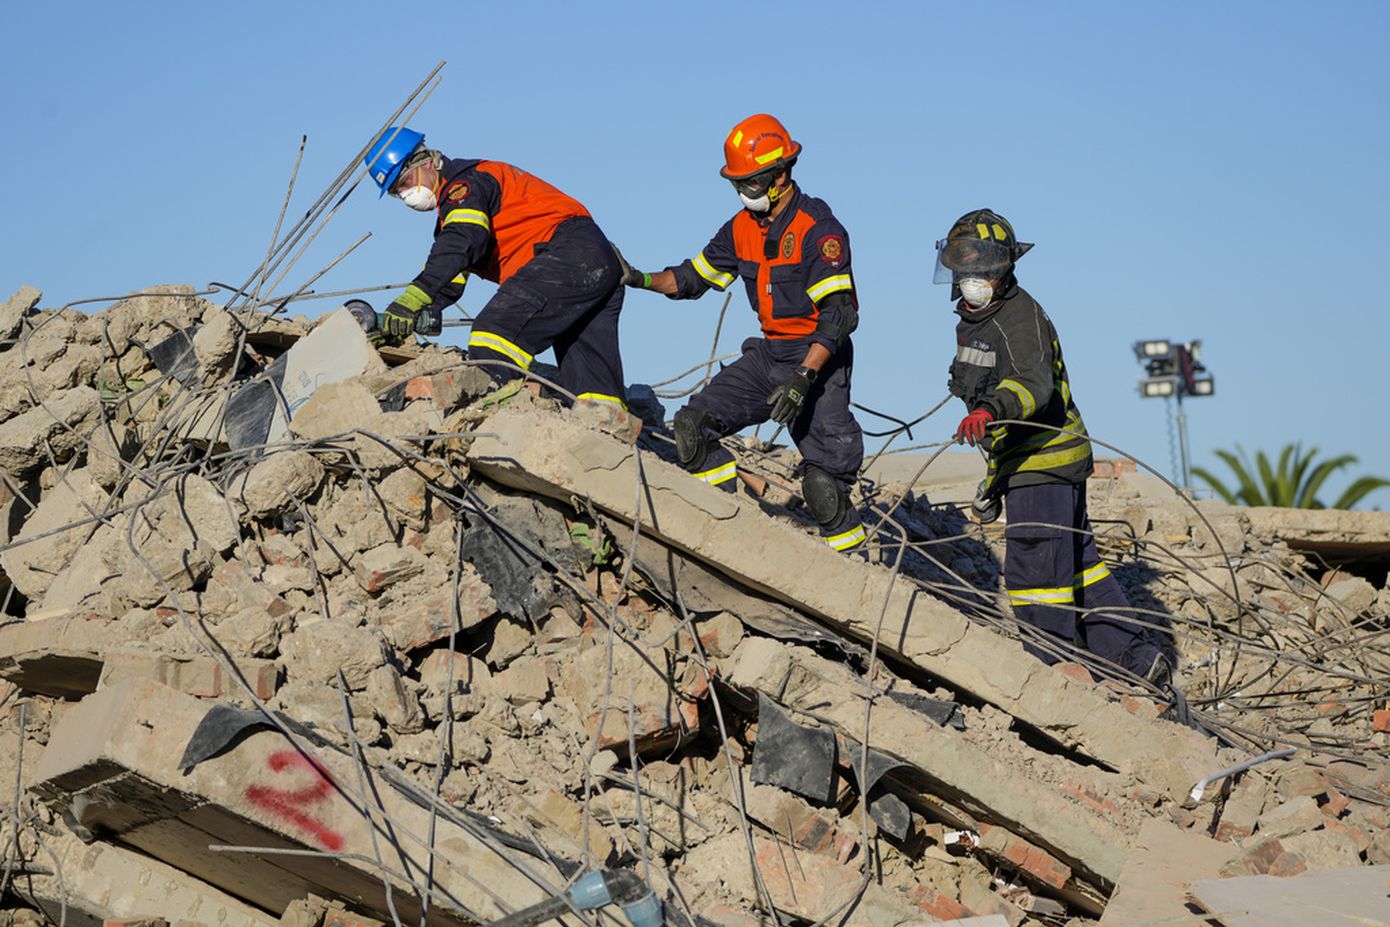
933, 209, 1034, 286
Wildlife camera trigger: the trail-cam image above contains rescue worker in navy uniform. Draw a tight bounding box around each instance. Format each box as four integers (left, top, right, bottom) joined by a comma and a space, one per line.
364, 128, 627, 409
619, 114, 866, 553
936, 209, 1169, 683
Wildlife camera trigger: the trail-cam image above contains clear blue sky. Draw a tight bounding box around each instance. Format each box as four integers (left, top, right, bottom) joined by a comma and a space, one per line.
3, 1, 1387, 506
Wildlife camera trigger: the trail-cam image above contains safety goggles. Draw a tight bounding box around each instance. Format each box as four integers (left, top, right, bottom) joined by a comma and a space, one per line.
728, 168, 779, 200
390, 152, 437, 196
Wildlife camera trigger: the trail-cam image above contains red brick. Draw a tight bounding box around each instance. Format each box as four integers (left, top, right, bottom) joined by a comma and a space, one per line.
1373, 709, 1390, 734
1220, 836, 1287, 877
908, 885, 972, 920
1320, 785, 1350, 819
978, 824, 1072, 890
1055, 662, 1094, 684
1061, 781, 1120, 819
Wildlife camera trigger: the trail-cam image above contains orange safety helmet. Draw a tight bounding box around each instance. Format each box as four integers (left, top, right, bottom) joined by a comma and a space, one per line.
720, 114, 802, 181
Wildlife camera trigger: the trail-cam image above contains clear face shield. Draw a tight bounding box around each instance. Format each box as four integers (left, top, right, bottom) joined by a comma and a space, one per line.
932, 236, 1015, 286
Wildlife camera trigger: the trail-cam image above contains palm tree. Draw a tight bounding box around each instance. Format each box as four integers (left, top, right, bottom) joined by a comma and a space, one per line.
1193, 444, 1390, 510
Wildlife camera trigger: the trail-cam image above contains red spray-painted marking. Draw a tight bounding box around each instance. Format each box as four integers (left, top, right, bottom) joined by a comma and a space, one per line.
243, 749, 346, 851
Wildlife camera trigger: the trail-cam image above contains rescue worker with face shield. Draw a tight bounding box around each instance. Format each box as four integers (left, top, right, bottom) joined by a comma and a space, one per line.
364, 128, 628, 409
618, 115, 866, 553
936, 209, 1169, 683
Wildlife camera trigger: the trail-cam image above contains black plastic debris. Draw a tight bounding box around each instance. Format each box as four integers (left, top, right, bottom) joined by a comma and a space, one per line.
146, 327, 201, 387
842, 734, 913, 841
887, 689, 965, 731
751, 693, 837, 805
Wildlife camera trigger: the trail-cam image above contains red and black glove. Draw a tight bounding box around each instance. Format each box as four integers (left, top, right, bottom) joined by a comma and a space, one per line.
955, 408, 994, 446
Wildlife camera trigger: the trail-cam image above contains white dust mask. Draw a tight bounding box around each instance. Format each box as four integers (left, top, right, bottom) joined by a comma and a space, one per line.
959, 278, 995, 308
400, 185, 438, 211
739, 191, 771, 213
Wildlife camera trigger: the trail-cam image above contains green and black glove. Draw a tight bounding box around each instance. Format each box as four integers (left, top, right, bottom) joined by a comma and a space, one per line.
768, 366, 816, 425
612, 244, 649, 289
381, 285, 431, 339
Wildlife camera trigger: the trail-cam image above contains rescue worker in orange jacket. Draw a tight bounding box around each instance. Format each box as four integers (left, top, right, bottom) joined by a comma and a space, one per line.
620, 115, 865, 552
364, 127, 627, 408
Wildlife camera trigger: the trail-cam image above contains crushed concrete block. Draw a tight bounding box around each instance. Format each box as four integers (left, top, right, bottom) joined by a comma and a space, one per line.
686, 833, 921, 927
0, 385, 101, 472
694, 610, 744, 658
191, 307, 242, 376
0, 284, 40, 341
365, 664, 424, 734
0, 468, 108, 599
565, 637, 700, 757
117, 473, 239, 605
279, 620, 391, 689
378, 466, 429, 529
487, 617, 533, 668
30, 679, 556, 924
524, 788, 615, 865
1097, 819, 1237, 926
494, 655, 551, 705
403, 367, 491, 410
1215, 772, 1270, 842
377, 565, 495, 652
1255, 795, 1324, 840
1280, 828, 1362, 871
467, 401, 1223, 795
237, 449, 325, 518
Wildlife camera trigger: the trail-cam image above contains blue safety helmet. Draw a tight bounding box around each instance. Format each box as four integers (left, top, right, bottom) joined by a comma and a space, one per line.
364, 127, 426, 197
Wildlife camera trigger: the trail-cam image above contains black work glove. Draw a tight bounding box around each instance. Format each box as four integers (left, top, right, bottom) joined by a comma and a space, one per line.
612, 244, 647, 289
381, 299, 421, 339
767, 366, 816, 425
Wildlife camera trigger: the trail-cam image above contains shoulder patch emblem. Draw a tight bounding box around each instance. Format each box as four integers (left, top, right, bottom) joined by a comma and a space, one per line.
818, 235, 844, 267
446, 182, 470, 203
780, 231, 796, 260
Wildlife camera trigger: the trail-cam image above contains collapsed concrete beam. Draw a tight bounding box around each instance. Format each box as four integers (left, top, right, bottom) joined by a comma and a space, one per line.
726, 637, 1131, 888
466, 402, 1219, 796
29, 679, 562, 925
10, 827, 281, 927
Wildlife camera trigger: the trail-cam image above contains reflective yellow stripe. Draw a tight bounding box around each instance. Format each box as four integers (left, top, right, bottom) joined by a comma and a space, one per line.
694, 461, 737, 485
998, 379, 1036, 418
1074, 562, 1111, 589
825, 524, 866, 551
693, 251, 735, 290
451, 272, 469, 285
806, 274, 853, 303
576, 392, 628, 410
468, 331, 533, 369
1008, 585, 1076, 606
754, 146, 785, 165
1013, 442, 1093, 474
443, 208, 491, 230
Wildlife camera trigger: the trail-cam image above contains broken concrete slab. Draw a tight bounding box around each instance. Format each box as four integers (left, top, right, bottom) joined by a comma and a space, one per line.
467, 401, 1222, 796
724, 637, 1133, 888
0, 615, 120, 697
0, 468, 108, 599
1188, 864, 1390, 927
11, 827, 280, 927
30, 678, 562, 925
269, 307, 388, 444
0, 284, 41, 342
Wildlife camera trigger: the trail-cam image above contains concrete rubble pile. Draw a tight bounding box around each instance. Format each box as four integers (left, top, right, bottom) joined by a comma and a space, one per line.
0, 283, 1384, 927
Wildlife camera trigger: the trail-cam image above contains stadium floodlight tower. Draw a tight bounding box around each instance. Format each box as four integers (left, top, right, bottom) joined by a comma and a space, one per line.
1134, 339, 1214, 490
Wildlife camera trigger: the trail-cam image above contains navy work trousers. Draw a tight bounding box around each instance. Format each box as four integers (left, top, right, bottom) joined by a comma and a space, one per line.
682, 337, 864, 547
467, 216, 627, 406
1003, 481, 1158, 676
